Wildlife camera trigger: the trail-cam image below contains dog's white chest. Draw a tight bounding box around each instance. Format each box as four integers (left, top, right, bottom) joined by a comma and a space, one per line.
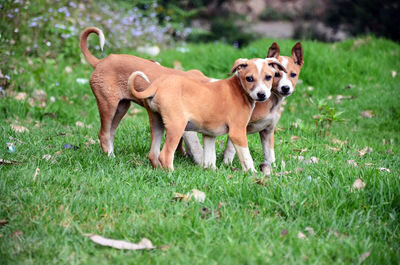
247, 111, 281, 134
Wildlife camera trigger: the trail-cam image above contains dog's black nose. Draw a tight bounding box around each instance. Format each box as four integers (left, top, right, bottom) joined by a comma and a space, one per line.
281, 85, 290, 94
257, 92, 266, 100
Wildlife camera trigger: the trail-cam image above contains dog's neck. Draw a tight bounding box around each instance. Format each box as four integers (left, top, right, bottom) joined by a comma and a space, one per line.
269, 89, 285, 112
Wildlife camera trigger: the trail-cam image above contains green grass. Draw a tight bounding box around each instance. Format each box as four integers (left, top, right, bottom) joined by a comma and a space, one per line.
1, 36, 400, 264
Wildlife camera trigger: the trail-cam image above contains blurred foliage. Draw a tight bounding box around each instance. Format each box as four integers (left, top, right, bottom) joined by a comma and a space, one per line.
325, 0, 400, 41
0, 0, 192, 62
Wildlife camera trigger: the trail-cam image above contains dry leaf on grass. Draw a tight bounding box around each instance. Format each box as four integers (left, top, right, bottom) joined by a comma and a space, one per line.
347, 160, 358, 167
293, 148, 308, 153
360, 110, 374, 118
42, 154, 52, 161
305, 227, 315, 236
335, 95, 353, 103
0, 219, 8, 227
293, 155, 304, 161
14, 92, 27, 101
190, 189, 206, 202
332, 138, 348, 147
0, 158, 22, 165
297, 231, 307, 239
253, 177, 269, 186
85, 137, 98, 147
352, 178, 366, 191
76, 121, 85, 128
10, 124, 29, 133
378, 167, 391, 173
33, 168, 40, 181
309, 156, 319, 164
275, 168, 303, 177
159, 244, 171, 252
173, 189, 206, 203
359, 251, 371, 263
328, 228, 348, 239
32, 89, 47, 102
64, 66, 72, 73
358, 146, 373, 157
290, 135, 300, 142
12, 230, 23, 237
84, 234, 155, 250
326, 145, 340, 152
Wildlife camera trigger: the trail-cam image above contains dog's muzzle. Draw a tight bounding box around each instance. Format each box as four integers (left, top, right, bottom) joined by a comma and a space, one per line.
257, 91, 267, 101
279, 85, 292, 96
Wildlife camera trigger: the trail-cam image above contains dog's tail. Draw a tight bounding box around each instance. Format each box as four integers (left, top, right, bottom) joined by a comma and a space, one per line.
128, 71, 157, 99
80, 27, 105, 68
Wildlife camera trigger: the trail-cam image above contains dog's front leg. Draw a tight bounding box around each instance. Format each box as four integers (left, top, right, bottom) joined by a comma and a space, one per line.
183, 131, 203, 165
229, 129, 256, 173
223, 137, 236, 165
259, 129, 275, 175
202, 135, 216, 169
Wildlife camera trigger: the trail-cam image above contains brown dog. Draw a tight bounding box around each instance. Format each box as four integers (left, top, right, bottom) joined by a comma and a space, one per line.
127, 58, 287, 172
223, 42, 304, 174
80, 27, 206, 163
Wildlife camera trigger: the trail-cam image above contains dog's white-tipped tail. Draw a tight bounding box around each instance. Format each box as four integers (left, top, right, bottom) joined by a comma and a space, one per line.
80, 27, 105, 68
133, 71, 150, 83
128, 71, 156, 100
98, 29, 105, 51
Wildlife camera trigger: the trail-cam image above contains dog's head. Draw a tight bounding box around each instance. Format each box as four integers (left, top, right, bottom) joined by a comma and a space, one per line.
228, 58, 287, 102
267, 42, 304, 96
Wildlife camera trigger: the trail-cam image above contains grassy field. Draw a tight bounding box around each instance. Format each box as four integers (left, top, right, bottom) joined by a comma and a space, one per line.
1, 36, 400, 264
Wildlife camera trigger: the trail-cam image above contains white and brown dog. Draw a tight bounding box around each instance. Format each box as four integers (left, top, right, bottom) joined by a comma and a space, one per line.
80, 27, 206, 164
222, 42, 304, 174
127, 58, 287, 172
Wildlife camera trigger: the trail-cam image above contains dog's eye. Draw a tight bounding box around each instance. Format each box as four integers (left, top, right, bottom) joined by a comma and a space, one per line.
265, 75, 272, 81
290, 72, 297, 78
274, 72, 281, 78
246, 76, 254, 82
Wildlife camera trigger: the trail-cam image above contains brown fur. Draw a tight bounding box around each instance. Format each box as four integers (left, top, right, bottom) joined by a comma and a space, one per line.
80, 27, 209, 159
223, 42, 304, 174
128, 59, 286, 171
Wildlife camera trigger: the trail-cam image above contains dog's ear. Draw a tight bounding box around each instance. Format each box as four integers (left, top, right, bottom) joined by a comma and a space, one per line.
267, 42, 280, 59
292, 42, 303, 66
228, 58, 248, 76
268, 60, 287, 73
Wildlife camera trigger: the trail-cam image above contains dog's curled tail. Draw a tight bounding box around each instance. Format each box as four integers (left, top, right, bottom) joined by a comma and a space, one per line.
80, 27, 105, 68
128, 71, 156, 99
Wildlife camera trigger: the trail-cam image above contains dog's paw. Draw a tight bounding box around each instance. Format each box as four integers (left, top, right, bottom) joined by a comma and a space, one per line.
260, 162, 272, 176
223, 155, 234, 165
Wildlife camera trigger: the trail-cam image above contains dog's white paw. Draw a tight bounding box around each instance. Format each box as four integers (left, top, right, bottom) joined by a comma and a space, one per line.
260, 162, 272, 176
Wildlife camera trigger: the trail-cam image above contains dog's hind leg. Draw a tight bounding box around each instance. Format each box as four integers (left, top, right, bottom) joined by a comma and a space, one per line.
147, 110, 164, 168
109, 99, 131, 152
158, 118, 187, 171
98, 100, 119, 157
202, 135, 217, 169
183, 131, 203, 165
223, 137, 236, 165
259, 129, 275, 175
